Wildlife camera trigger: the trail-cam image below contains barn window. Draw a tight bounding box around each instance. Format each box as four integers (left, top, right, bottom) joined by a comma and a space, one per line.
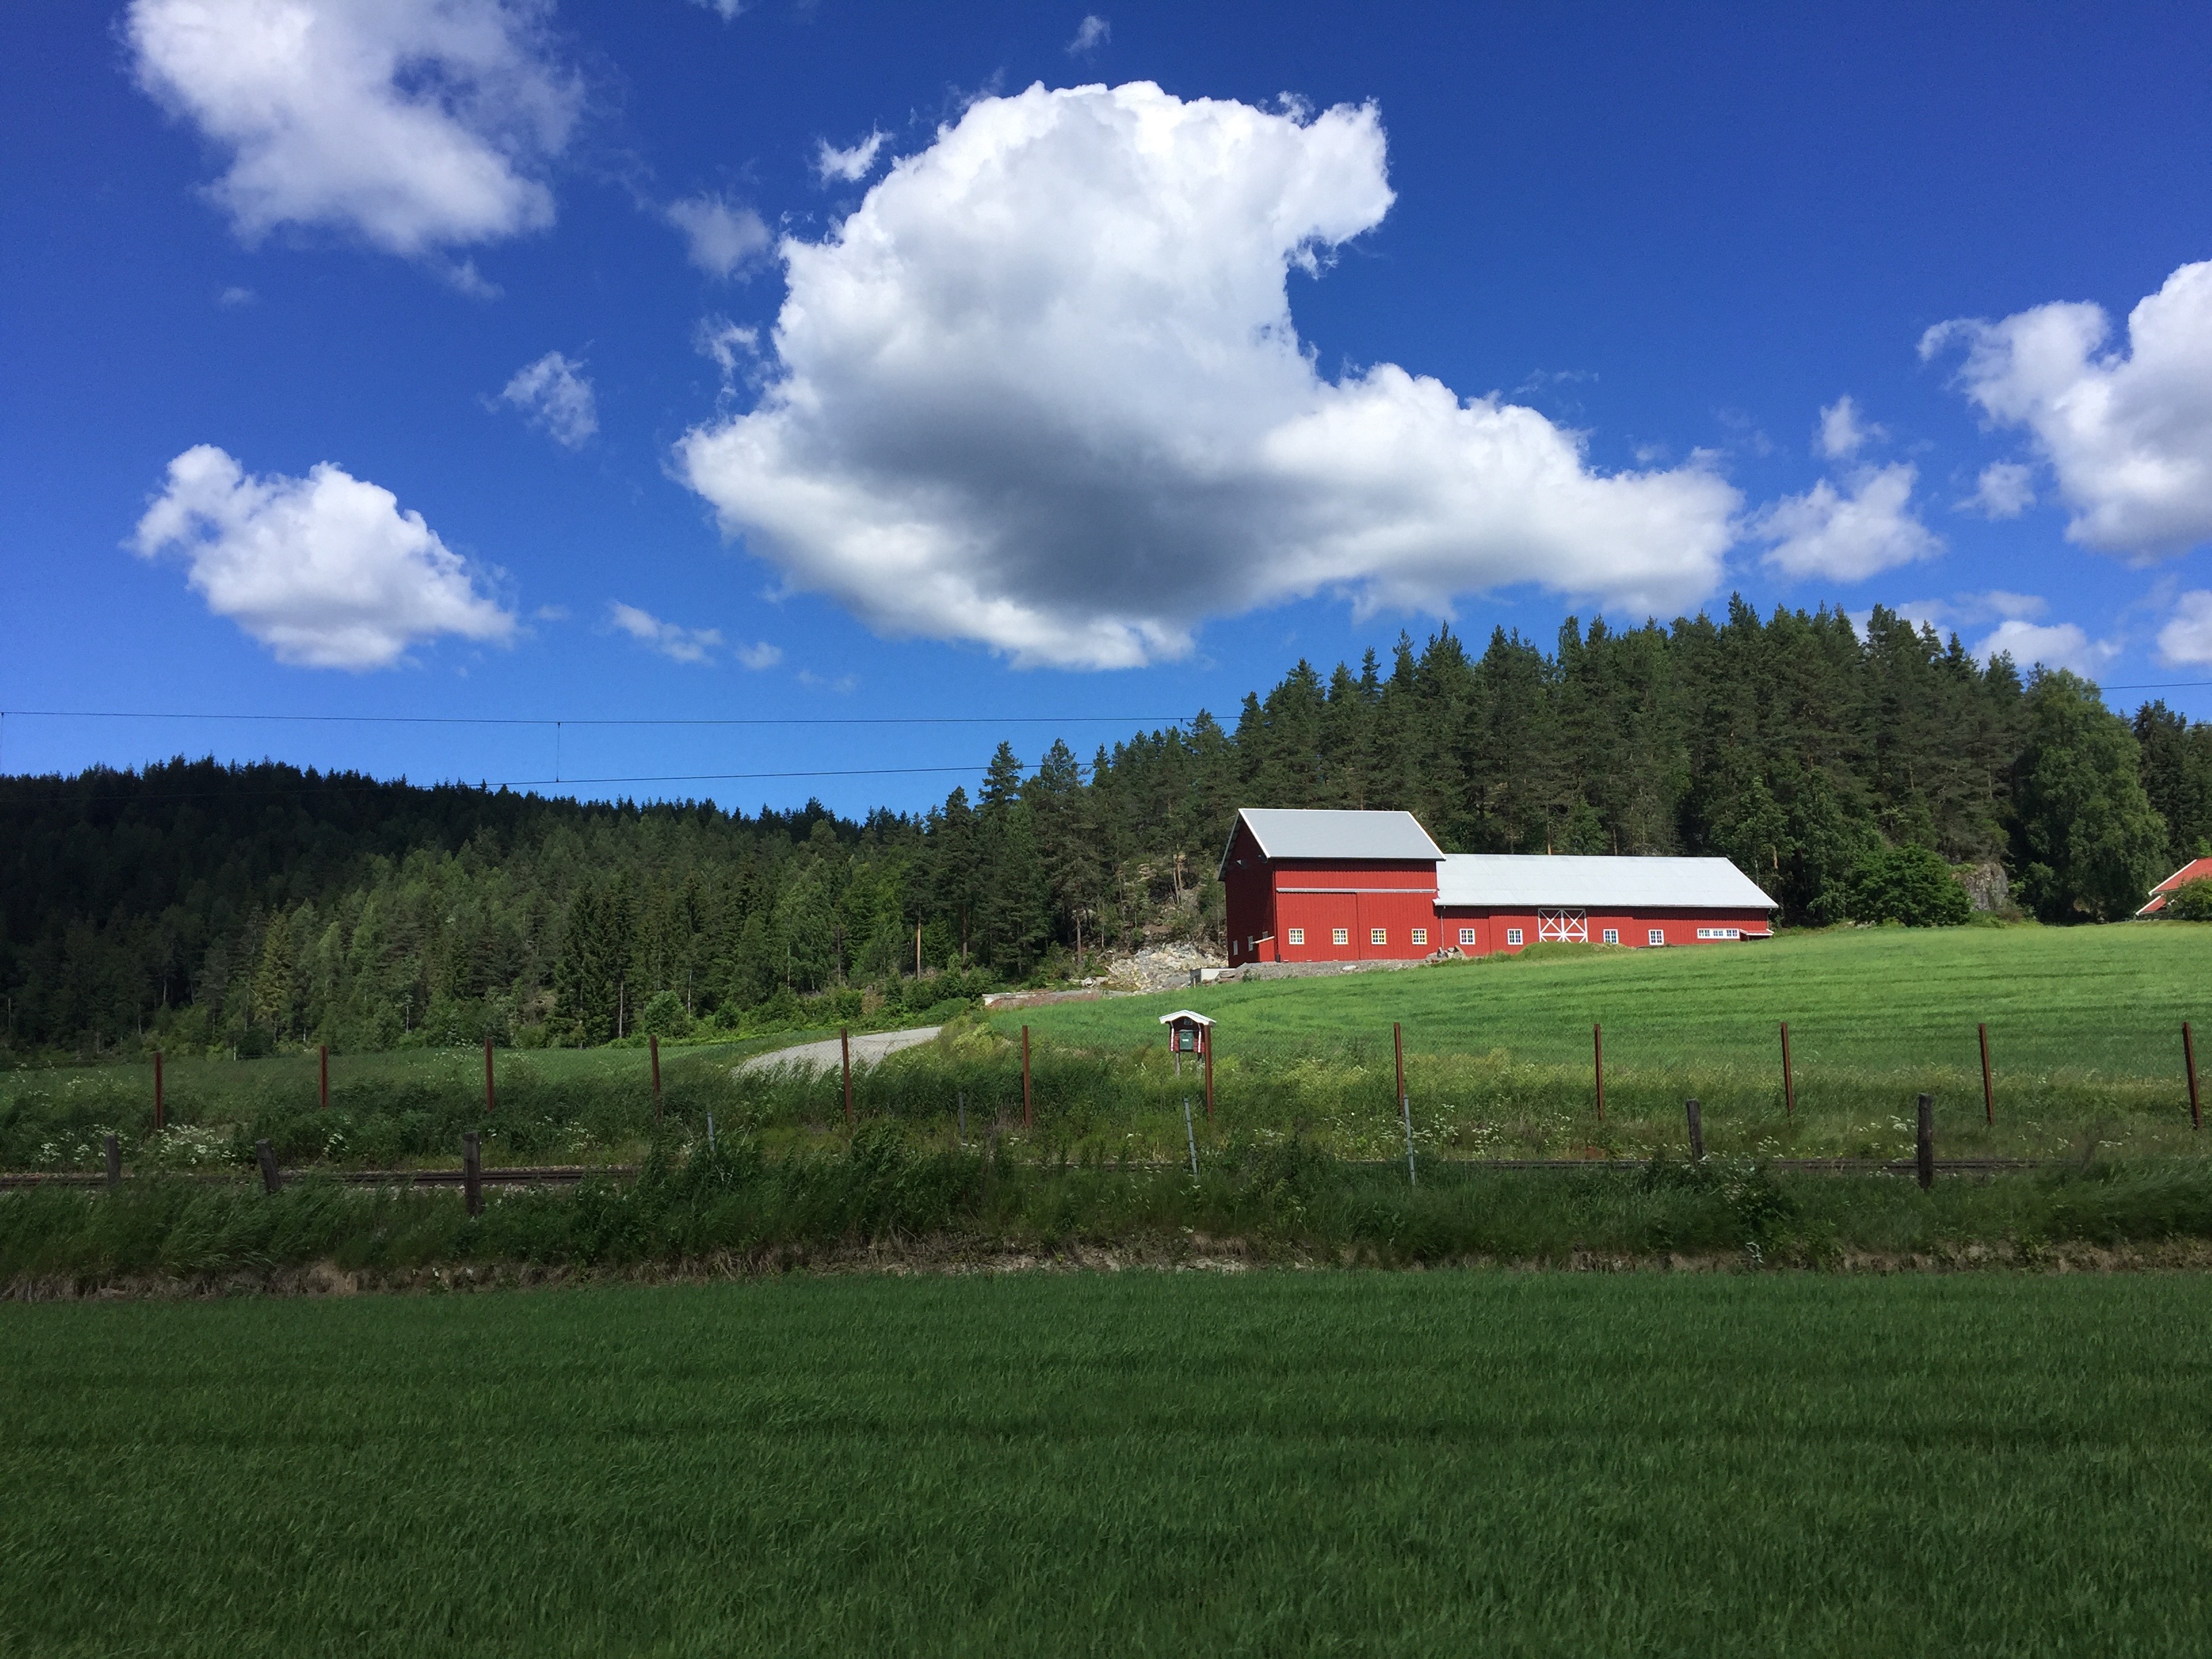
1332, 927, 1349, 945
1647, 928, 1664, 945
1458, 927, 1476, 945
1696, 926, 1742, 941
1506, 927, 1523, 946
1602, 928, 1619, 945
1411, 928, 1427, 946
1370, 927, 1387, 946
1287, 927, 1304, 945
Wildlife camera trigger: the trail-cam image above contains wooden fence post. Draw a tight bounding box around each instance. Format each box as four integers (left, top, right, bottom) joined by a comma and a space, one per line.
1978, 1023, 1994, 1126
2186, 1022, 2201, 1132
1779, 1021, 1795, 1120
153, 1050, 164, 1132
1021, 1025, 1033, 1130
1395, 1023, 1416, 1185
1916, 1094, 1934, 1191
104, 1133, 121, 1189
1593, 1023, 1605, 1122
462, 1130, 483, 1218
1183, 1096, 1199, 1178
650, 1033, 663, 1130
255, 1139, 282, 1194
842, 1027, 855, 1126
319, 1044, 329, 1110
483, 1035, 495, 1115
1204, 1027, 1214, 1120
1685, 1098, 1704, 1162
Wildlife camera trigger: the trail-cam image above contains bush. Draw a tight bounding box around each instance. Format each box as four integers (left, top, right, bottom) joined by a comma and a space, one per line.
1847, 844, 1972, 926
2162, 879, 2212, 921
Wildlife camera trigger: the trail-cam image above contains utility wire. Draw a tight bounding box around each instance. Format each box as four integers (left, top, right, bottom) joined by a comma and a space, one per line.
0, 708, 1201, 727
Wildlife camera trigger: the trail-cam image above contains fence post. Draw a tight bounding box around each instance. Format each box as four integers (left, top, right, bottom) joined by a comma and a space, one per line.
1779, 1021, 1795, 1120
1685, 1098, 1704, 1162
1978, 1023, 1994, 1126
483, 1035, 495, 1115
255, 1139, 282, 1195
1916, 1094, 1933, 1191
651, 1033, 663, 1130
319, 1044, 329, 1110
1593, 1023, 1605, 1122
1183, 1096, 1199, 1178
1395, 1022, 1415, 1185
104, 1133, 121, 1189
153, 1050, 164, 1132
462, 1130, 482, 1218
2186, 1022, 2201, 1132
1021, 1025, 1033, 1130
958, 1089, 967, 1148
842, 1027, 855, 1126
1204, 1027, 1214, 1120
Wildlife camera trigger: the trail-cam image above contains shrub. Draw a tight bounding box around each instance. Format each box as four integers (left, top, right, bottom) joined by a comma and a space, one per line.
1846, 844, 1972, 926
2162, 879, 2212, 921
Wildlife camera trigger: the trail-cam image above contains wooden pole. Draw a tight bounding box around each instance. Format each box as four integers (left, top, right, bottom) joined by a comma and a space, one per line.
1978, 1023, 1994, 1126
483, 1035, 495, 1115
319, 1044, 329, 1110
1183, 1096, 1199, 1177
255, 1139, 282, 1194
842, 1027, 855, 1126
2186, 1022, 2201, 1132
104, 1133, 121, 1189
1779, 1021, 1795, 1120
462, 1130, 483, 1218
1204, 1027, 1214, 1120
1021, 1025, 1033, 1130
1916, 1094, 1934, 1190
1685, 1098, 1704, 1162
1395, 1023, 1415, 1185
1593, 1023, 1605, 1122
650, 1033, 663, 1130
153, 1050, 164, 1132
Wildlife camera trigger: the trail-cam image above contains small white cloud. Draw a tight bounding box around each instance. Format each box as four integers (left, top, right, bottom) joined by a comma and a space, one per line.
815, 129, 887, 184
1975, 618, 2120, 676
1817, 394, 1883, 461
695, 316, 760, 380
132, 445, 514, 669
2158, 591, 2212, 665
1962, 460, 2034, 519
1978, 589, 2046, 621
798, 668, 857, 693
125, 0, 580, 258
608, 601, 722, 664
499, 351, 596, 448
1755, 462, 1941, 581
1925, 260, 2212, 558
217, 284, 256, 307
689, 0, 745, 16
665, 194, 771, 280
733, 640, 782, 670
1067, 14, 1110, 54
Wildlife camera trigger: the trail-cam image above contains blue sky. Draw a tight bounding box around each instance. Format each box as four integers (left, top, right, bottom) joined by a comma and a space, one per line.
7, 1, 2212, 816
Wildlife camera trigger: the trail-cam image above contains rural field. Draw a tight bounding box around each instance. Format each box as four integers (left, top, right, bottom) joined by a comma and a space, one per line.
5, 1272, 2212, 1657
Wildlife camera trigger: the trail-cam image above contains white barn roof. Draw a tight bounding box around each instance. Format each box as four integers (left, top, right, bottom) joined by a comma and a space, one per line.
1223, 808, 1444, 869
1437, 853, 1775, 910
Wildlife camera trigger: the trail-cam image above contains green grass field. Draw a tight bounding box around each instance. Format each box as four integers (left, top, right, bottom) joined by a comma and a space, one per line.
6, 1272, 2212, 1656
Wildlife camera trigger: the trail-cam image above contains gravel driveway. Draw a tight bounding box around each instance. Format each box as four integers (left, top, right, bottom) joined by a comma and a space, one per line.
734, 1026, 943, 1074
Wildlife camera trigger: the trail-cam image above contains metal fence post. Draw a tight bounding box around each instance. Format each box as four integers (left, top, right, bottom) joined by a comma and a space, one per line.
1593, 1023, 1605, 1122
1685, 1098, 1704, 1162
1395, 1022, 1415, 1186
153, 1050, 164, 1132
843, 1027, 855, 1126
2187, 1022, 2201, 1132
1978, 1023, 1994, 1126
651, 1033, 663, 1130
1779, 1021, 1795, 1120
462, 1130, 483, 1218
1183, 1095, 1199, 1178
483, 1035, 495, 1115
1204, 1027, 1214, 1120
1021, 1025, 1033, 1130
1916, 1094, 1934, 1190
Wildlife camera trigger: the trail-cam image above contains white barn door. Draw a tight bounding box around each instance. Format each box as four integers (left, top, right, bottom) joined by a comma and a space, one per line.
1536, 907, 1588, 943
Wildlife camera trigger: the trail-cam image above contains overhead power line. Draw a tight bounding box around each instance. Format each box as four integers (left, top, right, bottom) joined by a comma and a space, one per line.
0, 708, 1200, 728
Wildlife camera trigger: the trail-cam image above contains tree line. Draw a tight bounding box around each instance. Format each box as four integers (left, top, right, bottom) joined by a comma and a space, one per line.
3, 600, 2207, 1056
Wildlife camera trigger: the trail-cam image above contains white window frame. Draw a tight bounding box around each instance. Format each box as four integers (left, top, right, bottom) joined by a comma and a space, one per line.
1696, 926, 1742, 941
1458, 927, 1477, 945
1287, 927, 1304, 946
1505, 927, 1523, 946
1411, 928, 1428, 946
1331, 926, 1349, 946
1647, 928, 1665, 946
1370, 927, 1387, 946
1601, 927, 1619, 945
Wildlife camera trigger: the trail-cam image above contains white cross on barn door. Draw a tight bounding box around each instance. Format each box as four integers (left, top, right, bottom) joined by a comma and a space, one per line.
1536, 908, 1587, 943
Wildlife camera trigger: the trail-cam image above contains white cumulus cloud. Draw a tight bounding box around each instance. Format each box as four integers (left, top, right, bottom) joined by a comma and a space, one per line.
1963, 460, 2034, 519
1817, 394, 1883, 460
676, 82, 1740, 670
499, 350, 596, 447
665, 194, 771, 279
1975, 618, 2120, 677
125, 0, 580, 258
815, 129, 886, 184
733, 640, 782, 670
608, 602, 724, 664
2158, 591, 2212, 665
133, 445, 514, 668
1755, 462, 1940, 582
1067, 15, 1110, 54
1925, 259, 2212, 558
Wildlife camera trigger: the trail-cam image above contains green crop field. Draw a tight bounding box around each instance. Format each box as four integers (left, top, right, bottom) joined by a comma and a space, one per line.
6, 1272, 2212, 1657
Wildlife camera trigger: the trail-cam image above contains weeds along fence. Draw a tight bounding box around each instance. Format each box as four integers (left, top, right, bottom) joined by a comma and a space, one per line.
4, 1007, 2206, 1174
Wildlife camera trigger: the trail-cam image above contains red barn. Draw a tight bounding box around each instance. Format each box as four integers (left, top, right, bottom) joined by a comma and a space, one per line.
2138, 857, 2212, 916
1219, 807, 1776, 966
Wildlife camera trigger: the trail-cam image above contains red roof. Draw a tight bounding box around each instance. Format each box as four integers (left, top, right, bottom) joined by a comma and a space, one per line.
2138, 857, 2212, 915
